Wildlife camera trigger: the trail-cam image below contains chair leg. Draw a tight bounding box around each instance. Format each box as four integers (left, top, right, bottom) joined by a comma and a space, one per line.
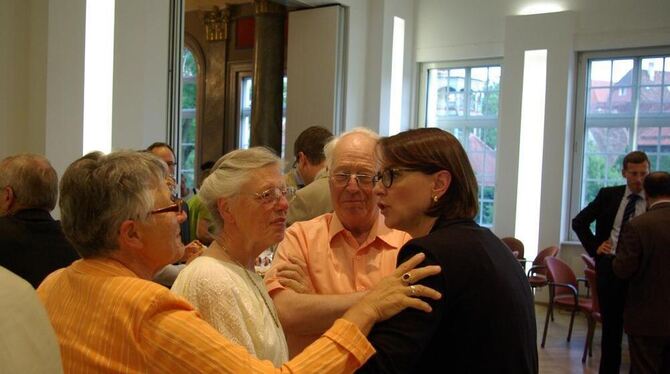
567, 308, 577, 342
541, 302, 553, 348
582, 316, 594, 363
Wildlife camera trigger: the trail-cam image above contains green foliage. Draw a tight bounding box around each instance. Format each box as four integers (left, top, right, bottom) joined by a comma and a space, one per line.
182, 49, 197, 77
182, 83, 196, 109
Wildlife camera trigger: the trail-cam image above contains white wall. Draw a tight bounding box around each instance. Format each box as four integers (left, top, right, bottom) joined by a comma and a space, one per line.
414, 0, 670, 260
112, 0, 169, 151
0, 0, 48, 158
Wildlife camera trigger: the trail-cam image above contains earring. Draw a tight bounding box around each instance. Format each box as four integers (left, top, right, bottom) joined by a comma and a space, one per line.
432, 195, 439, 203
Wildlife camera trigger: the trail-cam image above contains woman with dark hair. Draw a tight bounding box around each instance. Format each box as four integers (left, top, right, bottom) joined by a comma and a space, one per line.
358, 128, 538, 373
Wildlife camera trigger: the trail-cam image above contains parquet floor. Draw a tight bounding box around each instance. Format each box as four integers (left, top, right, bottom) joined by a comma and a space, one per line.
536, 304, 630, 373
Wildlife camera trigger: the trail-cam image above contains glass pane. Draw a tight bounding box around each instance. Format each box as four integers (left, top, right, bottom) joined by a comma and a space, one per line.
469, 91, 484, 116
182, 50, 198, 77
180, 48, 198, 195
638, 127, 660, 153
659, 155, 670, 172
426, 69, 443, 125
470, 67, 487, 91
606, 127, 630, 153
639, 86, 662, 113
588, 88, 610, 114
612, 59, 634, 86
448, 76, 465, 92
482, 91, 499, 116
448, 92, 466, 117
182, 82, 196, 109
664, 86, 670, 113
641, 57, 664, 84
585, 154, 606, 180
666, 57, 670, 77
488, 66, 501, 90
610, 87, 634, 114
590, 60, 612, 87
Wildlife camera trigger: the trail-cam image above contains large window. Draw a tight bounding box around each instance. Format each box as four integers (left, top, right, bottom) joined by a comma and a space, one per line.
572, 49, 670, 220
420, 61, 502, 227
180, 47, 198, 196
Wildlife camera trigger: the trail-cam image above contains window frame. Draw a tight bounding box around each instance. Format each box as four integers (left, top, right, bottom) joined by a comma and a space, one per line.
568, 46, 670, 241
418, 59, 502, 228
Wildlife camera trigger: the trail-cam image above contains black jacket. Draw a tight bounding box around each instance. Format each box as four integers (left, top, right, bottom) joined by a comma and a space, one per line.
572, 185, 626, 257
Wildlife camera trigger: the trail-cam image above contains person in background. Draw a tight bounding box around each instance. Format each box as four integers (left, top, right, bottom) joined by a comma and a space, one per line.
285, 126, 333, 190
0, 154, 79, 288
173, 147, 294, 366
265, 128, 411, 356
613, 171, 670, 373
358, 128, 538, 373
286, 126, 334, 225
0, 266, 63, 373
572, 150, 650, 373
37, 150, 441, 373
187, 160, 215, 245
148, 143, 204, 287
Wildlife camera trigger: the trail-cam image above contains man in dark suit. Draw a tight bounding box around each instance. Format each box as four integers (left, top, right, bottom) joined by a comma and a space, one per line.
572, 150, 650, 373
613, 171, 670, 373
0, 154, 79, 288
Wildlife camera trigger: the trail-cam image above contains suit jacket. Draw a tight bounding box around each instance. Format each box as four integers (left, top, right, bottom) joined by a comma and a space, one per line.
0, 209, 79, 288
359, 218, 538, 374
572, 185, 626, 257
612, 201, 670, 336
286, 169, 332, 226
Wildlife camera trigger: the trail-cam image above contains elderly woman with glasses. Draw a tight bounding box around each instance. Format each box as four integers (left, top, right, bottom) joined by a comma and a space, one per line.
357, 128, 539, 373
172, 147, 296, 365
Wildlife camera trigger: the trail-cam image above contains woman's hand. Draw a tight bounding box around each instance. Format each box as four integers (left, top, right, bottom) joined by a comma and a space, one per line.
181, 240, 205, 264
342, 253, 441, 334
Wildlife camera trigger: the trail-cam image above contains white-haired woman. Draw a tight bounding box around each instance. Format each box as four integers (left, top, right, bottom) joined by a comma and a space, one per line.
172, 147, 293, 365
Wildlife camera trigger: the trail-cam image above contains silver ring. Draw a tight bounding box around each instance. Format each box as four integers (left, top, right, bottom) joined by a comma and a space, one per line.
409, 285, 417, 296
401, 272, 413, 285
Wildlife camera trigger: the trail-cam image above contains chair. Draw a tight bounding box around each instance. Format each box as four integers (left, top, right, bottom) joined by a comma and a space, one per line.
581, 254, 595, 270
524, 246, 560, 292
541, 257, 593, 348
501, 236, 524, 260
582, 268, 601, 363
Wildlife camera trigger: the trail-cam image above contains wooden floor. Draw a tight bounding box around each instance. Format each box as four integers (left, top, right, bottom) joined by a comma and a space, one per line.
536, 304, 630, 373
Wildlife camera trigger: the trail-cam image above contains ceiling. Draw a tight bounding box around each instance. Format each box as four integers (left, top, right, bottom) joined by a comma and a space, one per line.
185, 0, 337, 12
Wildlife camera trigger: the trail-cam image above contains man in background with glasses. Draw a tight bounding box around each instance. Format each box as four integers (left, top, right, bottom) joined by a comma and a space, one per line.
265, 128, 411, 357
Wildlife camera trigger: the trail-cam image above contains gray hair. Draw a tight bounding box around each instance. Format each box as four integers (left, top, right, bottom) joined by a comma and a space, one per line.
199, 147, 281, 232
59, 151, 168, 258
323, 127, 380, 171
0, 154, 58, 212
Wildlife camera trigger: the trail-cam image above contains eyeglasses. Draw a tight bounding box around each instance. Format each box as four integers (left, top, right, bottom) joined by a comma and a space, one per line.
373, 168, 417, 188
150, 198, 183, 215
254, 186, 296, 205
330, 173, 376, 188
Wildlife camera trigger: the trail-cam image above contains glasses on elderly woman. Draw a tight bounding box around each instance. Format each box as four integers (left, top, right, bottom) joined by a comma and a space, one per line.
254, 186, 296, 205
373, 168, 417, 188
150, 198, 183, 215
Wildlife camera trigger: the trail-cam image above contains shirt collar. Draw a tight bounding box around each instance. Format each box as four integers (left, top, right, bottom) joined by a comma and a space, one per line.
328, 213, 404, 249
70, 258, 139, 278
624, 186, 646, 200
649, 199, 670, 209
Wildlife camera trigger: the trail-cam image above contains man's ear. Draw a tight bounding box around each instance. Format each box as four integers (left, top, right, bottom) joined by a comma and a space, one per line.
118, 220, 143, 250
0, 186, 16, 215
297, 152, 309, 168
432, 170, 452, 199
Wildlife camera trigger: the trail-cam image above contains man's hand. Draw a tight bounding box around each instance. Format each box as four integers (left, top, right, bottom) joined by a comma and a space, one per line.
596, 239, 613, 255
276, 256, 314, 294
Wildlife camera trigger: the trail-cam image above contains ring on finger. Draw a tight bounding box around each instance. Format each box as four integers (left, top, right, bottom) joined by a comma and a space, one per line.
401, 272, 413, 285
409, 285, 417, 296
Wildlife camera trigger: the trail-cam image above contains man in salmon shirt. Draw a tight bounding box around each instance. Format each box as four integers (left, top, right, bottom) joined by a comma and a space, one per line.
265, 128, 411, 357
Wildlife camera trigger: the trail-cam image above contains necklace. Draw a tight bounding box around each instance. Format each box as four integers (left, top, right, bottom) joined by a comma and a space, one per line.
217, 242, 281, 329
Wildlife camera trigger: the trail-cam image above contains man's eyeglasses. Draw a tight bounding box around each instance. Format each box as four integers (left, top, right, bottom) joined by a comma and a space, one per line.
330, 173, 376, 188
254, 186, 296, 205
150, 198, 183, 215
373, 168, 417, 188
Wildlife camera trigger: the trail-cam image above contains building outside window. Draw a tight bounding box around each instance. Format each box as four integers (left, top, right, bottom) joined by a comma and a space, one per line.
571, 49, 670, 232
419, 61, 501, 227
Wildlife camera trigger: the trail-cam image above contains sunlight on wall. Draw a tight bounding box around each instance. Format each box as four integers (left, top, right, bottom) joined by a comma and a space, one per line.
388, 16, 405, 136
83, 0, 115, 155
518, 2, 565, 15
515, 49, 547, 254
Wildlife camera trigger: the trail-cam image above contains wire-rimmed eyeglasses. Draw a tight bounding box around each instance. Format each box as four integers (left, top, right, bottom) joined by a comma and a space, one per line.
254, 186, 296, 205
330, 173, 376, 188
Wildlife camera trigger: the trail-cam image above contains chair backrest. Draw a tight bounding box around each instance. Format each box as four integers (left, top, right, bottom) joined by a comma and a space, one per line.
501, 237, 524, 259
545, 257, 577, 297
581, 254, 595, 270
584, 268, 600, 314
533, 245, 559, 267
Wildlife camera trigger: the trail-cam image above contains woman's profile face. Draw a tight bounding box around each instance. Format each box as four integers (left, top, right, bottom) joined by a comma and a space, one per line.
373, 165, 436, 236
227, 165, 289, 253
